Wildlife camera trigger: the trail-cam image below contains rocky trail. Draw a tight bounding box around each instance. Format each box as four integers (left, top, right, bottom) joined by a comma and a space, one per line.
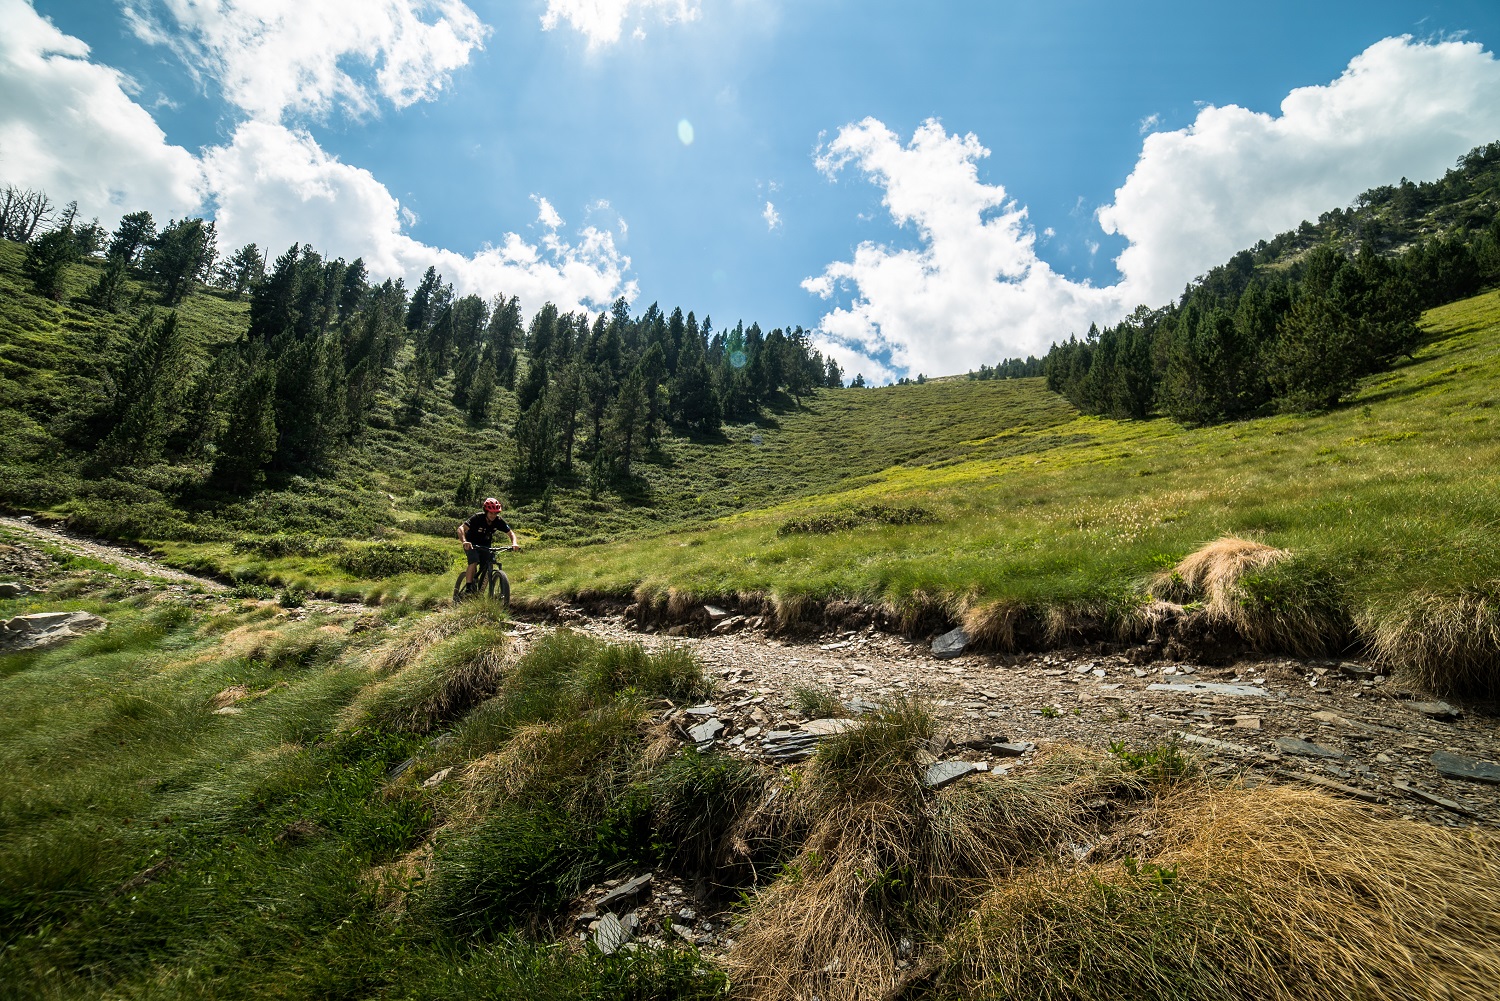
5, 517, 1497, 831
561, 608, 1500, 832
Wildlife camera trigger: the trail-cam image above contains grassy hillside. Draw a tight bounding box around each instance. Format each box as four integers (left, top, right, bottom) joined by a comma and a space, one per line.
147, 288, 1500, 694
7, 240, 1500, 693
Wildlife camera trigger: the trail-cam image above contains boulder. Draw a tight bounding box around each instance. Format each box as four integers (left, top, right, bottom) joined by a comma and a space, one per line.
932, 627, 970, 659
0, 582, 31, 599
0, 611, 107, 651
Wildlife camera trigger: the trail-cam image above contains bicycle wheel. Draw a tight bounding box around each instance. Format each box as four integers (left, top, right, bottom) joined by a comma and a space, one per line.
453, 571, 470, 604
494, 569, 510, 608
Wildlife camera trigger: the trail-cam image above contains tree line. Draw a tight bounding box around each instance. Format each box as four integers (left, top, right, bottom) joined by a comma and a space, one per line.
6, 189, 850, 494
1043, 142, 1500, 423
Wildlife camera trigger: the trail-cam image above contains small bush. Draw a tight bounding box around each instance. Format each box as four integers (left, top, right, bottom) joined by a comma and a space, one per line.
777, 503, 938, 536
337, 542, 451, 579
1107, 739, 1198, 784
233, 534, 347, 559
278, 586, 307, 608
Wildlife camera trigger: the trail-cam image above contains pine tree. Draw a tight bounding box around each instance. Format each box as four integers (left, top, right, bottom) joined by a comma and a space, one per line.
216, 244, 264, 300
608, 368, 650, 477
146, 218, 217, 304
100, 311, 186, 463
213, 349, 278, 489
23, 225, 80, 300
107, 211, 155, 266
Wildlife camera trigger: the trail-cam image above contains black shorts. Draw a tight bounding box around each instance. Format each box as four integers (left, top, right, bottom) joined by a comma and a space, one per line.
466, 547, 495, 569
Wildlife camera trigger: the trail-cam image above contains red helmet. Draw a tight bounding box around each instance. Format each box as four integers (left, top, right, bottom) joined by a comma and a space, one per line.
482, 497, 501, 513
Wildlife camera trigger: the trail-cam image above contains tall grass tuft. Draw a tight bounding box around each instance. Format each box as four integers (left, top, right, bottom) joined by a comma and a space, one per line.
939, 785, 1500, 1001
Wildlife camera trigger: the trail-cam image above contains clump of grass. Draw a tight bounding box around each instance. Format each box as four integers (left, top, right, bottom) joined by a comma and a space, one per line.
348, 625, 509, 734
938, 784, 1500, 1001
1107, 738, 1199, 785
573, 641, 707, 703
725, 704, 1124, 1001
232, 534, 346, 558
1362, 586, 1500, 696
792, 684, 848, 719
1153, 537, 1348, 655
648, 747, 766, 873
423, 802, 587, 937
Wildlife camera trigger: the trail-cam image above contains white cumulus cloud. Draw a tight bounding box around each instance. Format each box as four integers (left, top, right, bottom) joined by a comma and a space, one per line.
803, 117, 1121, 380
762, 200, 780, 231
1, 2, 632, 315
122, 0, 490, 121
540, 0, 701, 50
1099, 34, 1500, 308
0, 0, 203, 228
809, 36, 1500, 381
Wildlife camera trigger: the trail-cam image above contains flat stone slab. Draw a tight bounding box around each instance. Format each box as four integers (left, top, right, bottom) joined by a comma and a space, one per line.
932, 627, 970, 659
1274, 736, 1344, 759
1, 611, 107, 650
990, 741, 1035, 757
702, 605, 728, 620
798, 717, 857, 736
1407, 701, 1460, 719
1147, 682, 1270, 698
593, 912, 631, 955
682, 705, 719, 716
923, 759, 981, 789
0, 582, 31, 598
1431, 750, 1500, 785
595, 873, 653, 913
687, 719, 724, 743
1394, 780, 1479, 817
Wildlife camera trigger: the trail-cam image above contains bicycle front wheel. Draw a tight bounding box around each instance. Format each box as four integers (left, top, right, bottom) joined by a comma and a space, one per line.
453, 571, 470, 604
492, 570, 510, 608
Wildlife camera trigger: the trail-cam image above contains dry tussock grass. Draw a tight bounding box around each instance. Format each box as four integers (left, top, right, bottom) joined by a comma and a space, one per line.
1154, 536, 1289, 613
724, 728, 1125, 1001
1150, 537, 1345, 655
945, 784, 1500, 1001
1362, 588, 1500, 696
453, 704, 645, 823
962, 600, 1030, 651
371, 603, 495, 676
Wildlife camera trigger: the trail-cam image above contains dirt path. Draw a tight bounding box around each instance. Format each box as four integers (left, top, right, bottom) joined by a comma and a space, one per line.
0, 515, 227, 590
554, 610, 1500, 830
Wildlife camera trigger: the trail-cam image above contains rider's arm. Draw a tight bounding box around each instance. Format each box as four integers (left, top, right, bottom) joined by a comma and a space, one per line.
508, 527, 519, 550
457, 521, 471, 549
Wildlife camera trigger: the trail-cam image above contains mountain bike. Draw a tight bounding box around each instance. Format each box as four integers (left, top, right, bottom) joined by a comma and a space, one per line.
453, 546, 513, 606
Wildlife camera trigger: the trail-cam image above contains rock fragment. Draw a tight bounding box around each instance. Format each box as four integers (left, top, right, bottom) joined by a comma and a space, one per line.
932, 627, 970, 659
1, 610, 107, 650
1407, 701, 1460, 720
595, 873, 653, 913
1274, 736, 1344, 759
687, 719, 724, 743
1147, 682, 1269, 697
1431, 750, 1500, 785
923, 760, 981, 789
594, 912, 632, 955
1393, 781, 1480, 817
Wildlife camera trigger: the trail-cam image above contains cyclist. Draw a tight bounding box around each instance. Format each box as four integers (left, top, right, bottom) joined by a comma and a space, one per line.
457, 497, 519, 592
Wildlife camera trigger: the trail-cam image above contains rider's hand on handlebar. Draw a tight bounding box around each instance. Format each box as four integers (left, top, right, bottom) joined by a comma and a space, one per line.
463, 541, 472, 550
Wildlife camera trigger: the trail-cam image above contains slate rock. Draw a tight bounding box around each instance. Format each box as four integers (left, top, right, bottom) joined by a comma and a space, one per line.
932, 627, 970, 659
703, 605, 729, 620
923, 760, 981, 789
1394, 780, 1479, 817
1147, 682, 1269, 698
0, 611, 107, 650
1431, 750, 1500, 785
799, 717, 856, 736
595, 873, 653, 912
0, 582, 30, 599
687, 719, 724, 743
1407, 701, 1460, 719
1274, 736, 1344, 759
990, 741, 1034, 757
712, 615, 746, 634
593, 912, 632, 955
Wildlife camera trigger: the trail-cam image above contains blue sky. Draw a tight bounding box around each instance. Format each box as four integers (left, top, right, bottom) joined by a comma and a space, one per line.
7, 1, 1500, 379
